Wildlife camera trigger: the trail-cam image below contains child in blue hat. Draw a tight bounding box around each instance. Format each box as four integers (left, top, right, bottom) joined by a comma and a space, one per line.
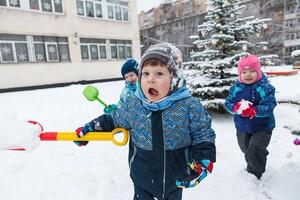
103, 59, 139, 114
119, 58, 139, 105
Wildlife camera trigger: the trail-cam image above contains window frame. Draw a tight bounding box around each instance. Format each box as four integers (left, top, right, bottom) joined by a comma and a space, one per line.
45, 42, 59, 62
109, 39, 131, 60
106, 0, 129, 22
0, 0, 64, 15
0, 41, 17, 63
80, 39, 107, 61
0, 34, 29, 63
15, 41, 30, 62
80, 38, 131, 61
76, 0, 103, 19
0, 34, 70, 64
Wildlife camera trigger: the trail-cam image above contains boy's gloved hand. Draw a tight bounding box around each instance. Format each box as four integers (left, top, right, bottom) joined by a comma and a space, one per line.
103, 104, 118, 114
176, 159, 213, 188
233, 99, 256, 119
74, 122, 95, 146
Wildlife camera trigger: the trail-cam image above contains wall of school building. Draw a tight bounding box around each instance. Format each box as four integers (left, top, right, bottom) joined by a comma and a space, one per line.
0, 0, 140, 90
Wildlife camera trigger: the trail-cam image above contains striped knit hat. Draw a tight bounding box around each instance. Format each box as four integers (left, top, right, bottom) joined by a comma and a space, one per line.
140, 42, 186, 91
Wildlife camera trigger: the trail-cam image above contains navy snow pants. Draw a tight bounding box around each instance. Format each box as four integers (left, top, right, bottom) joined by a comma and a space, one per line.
236, 130, 272, 179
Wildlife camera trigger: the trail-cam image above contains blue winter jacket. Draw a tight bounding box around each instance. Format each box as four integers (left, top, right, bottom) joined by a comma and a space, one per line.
86, 87, 216, 198
224, 74, 276, 134
118, 82, 136, 106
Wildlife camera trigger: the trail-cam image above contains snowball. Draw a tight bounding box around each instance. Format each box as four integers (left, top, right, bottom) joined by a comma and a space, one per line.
236, 99, 252, 114
0, 117, 41, 151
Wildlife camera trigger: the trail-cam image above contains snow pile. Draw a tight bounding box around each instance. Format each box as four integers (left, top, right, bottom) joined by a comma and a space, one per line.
284, 122, 300, 135
269, 72, 300, 105
0, 116, 41, 151
291, 49, 300, 57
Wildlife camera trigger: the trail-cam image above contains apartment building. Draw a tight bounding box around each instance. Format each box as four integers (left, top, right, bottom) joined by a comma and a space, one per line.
0, 0, 140, 91
138, 0, 286, 63
139, 0, 206, 61
284, 0, 300, 63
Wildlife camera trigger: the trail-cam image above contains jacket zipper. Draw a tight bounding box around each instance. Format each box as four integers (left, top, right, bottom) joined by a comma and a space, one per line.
162, 129, 166, 199
129, 145, 137, 171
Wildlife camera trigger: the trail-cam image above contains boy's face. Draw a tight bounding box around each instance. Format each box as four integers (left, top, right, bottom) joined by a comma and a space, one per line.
240, 69, 258, 84
141, 63, 171, 102
124, 72, 138, 84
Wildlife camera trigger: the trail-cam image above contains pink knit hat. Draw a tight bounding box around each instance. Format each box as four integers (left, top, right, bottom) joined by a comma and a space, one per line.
237, 55, 262, 83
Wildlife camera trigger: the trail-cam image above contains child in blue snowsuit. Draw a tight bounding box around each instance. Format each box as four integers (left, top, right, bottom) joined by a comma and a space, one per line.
103, 59, 139, 114
225, 55, 276, 179
75, 43, 216, 200
119, 58, 139, 106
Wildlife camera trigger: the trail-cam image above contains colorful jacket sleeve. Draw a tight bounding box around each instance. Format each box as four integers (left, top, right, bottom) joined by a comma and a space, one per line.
255, 84, 276, 117
117, 87, 126, 106
110, 97, 133, 130
86, 114, 116, 132
118, 85, 136, 107
224, 84, 239, 114
189, 99, 216, 162
83, 97, 133, 135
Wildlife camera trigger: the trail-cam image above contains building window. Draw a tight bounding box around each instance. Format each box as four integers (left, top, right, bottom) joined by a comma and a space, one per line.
80, 38, 132, 60
34, 44, 46, 62
290, 33, 295, 40
85, 1, 95, 17
53, 0, 63, 13
46, 43, 59, 61
106, 0, 129, 21
125, 44, 131, 58
29, 0, 39, 10
0, 0, 20, 8
107, 4, 114, 19
123, 6, 128, 21
0, 34, 28, 63
0, 0, 7, 6
99, 45, 106, 58
33, 36, 70, 62
15, 43, 29, 62
76, 0, 103, 18
0, 43, 15, 62
110, 39, 131, 59
0, 0, 63, 14
9, 0, 20, 7
80, 38, 107, 60
0, 33, 70, 64
80, 45, 89, 59
76, 0, 129, 21
41, 0, 53, 12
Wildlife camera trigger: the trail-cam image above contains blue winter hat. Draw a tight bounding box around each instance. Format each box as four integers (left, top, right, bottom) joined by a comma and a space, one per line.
121, 59, 139, 78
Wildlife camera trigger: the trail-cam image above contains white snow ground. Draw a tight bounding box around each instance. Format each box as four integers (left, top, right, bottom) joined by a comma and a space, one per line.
0, 73, 299, 200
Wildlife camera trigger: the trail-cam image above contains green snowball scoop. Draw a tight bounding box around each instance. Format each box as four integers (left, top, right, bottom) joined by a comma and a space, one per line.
82, 85, 117, 114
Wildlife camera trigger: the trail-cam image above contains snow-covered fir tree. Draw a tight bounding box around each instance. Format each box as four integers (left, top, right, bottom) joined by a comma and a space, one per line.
185, 0, 273, 113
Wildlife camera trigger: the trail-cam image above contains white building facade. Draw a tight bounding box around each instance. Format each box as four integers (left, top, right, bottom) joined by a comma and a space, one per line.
0, 0, 140, 90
